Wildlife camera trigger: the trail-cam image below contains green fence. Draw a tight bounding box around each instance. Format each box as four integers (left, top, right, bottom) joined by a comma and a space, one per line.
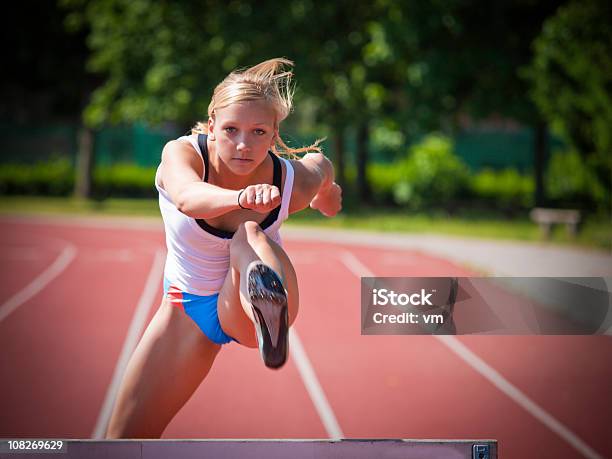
0, 122, 561, 171
0, 122, 183, 167
0, 124, 79, 165
94, 123, 185, 166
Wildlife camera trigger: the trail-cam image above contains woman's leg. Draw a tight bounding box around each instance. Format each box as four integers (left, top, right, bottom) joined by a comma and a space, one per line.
105, 297, 221, 438
217, 221, 299, 350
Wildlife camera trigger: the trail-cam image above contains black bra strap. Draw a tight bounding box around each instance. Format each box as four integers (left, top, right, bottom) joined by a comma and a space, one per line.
258, 153, 282, 229
195, 218, 234, 239
197, 133, 209, 182
271, 151, 281, 189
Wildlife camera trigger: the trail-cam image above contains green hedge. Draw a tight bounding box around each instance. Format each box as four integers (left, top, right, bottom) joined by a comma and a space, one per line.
367, 135, 470, 208
93, 164, 157, 198
0, 158, 74, 196
392, 135, 471, 210
367, 134, 531, 212
0, 160, 157, 198
365, 134, 608, 213
545, 149, 610, 212
470, 168, 534, 210
1, 137, 608, 214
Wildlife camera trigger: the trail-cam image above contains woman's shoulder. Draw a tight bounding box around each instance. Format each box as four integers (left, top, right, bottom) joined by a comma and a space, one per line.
162, 135, 200, 158
160, 135, 205, 179
174, 133, 199, 148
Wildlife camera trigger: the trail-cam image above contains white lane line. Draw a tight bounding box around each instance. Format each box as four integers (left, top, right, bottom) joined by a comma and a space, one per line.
0, 244, 77, 324
437, 336, 601, 459
338, 250, 374, 278
289, 328, 344, 440
337, 249, 602, 459
92, 248, 166, 439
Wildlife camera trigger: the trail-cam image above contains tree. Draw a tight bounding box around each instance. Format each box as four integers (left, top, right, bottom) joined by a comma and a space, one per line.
289, 4, 401, 200
63, 0, 580, 208
63, 0, 400, 199
526, 0, 612, 210
383, 1, 564, 206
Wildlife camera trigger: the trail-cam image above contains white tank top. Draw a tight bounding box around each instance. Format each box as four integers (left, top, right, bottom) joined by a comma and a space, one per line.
155, 135, 295, 296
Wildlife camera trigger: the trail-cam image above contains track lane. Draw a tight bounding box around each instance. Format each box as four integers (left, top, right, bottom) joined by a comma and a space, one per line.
0, 218, 609, 459
361, 246, 610, 456
292, 243, 604, 457
0, 222, 162, 437
0, 228, 72, 305
457, 336, 612, 456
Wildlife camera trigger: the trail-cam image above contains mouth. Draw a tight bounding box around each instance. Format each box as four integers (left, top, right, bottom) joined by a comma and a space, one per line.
231, 158, 253, 163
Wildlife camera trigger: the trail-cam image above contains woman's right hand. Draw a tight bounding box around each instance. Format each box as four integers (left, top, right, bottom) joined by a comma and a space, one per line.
238, 184, 281, 213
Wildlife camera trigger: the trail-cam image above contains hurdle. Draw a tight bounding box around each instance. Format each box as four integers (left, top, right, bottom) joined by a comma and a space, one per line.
0, 439, 498, 458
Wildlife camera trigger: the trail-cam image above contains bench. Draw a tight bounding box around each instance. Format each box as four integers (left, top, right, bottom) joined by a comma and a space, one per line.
529, 207, 581, 239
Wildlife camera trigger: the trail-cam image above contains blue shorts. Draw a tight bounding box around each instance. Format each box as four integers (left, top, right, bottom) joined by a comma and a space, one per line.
163, 278, 236, 345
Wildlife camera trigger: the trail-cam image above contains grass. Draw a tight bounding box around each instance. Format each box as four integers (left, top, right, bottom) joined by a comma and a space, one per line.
288, 206, 611, 251
0, 196, 609, 251
0, 196, 161, 216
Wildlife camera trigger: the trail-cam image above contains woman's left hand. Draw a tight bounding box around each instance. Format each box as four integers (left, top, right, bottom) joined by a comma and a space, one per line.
309, 182, 342, 217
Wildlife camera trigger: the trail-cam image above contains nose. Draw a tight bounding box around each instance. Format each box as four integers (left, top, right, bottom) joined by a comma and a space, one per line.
236, 137, 250, 154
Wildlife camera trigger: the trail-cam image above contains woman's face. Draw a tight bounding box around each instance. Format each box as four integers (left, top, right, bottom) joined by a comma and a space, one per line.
209, 99, 277, 176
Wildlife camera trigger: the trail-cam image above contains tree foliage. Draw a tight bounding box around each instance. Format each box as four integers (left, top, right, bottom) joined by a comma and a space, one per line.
63, 0, 566, 132
63, 0, 231, 127
59, 0, 609, 210
526, 0, 612, 167
369, 1, 561, 133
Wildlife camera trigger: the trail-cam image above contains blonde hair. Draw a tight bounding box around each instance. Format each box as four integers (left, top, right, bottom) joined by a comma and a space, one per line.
192, 58, 323, 158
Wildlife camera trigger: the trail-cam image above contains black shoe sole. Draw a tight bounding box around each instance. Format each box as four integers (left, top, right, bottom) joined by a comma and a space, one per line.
247, 262, 289, 369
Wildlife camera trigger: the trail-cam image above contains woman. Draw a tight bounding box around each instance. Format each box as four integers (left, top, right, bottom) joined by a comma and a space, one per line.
105, 58, 342, 438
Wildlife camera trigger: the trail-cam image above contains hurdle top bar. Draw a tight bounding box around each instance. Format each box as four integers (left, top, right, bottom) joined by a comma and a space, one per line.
0, 439, 498, 459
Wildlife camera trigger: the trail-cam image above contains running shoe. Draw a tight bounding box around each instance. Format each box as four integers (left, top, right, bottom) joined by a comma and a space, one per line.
246, 261, 289, 369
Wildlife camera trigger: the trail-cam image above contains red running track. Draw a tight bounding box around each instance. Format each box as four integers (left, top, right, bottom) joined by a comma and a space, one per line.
0, 217, 610, 458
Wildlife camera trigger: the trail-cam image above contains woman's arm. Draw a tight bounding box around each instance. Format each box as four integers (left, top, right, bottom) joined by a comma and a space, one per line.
289, 153, 342, 216
159, 140, 279, 218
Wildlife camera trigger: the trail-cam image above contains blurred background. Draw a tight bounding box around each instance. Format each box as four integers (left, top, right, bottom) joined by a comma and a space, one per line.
1, 0, 610, 249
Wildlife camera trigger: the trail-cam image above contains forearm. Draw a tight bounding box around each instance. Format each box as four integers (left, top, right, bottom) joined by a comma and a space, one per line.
174, 181, 240, 218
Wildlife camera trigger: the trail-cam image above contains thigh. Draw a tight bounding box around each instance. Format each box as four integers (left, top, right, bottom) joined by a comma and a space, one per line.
217, 240, 299, 349
106, 297, 221, 438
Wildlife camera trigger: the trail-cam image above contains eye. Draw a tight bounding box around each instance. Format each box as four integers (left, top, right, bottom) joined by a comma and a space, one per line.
254, 129, 266, 135
224, 127, 236, 133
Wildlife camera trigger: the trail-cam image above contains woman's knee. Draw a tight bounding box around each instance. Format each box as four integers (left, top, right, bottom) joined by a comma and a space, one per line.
230, 221, 265, 267
233, 220, 265, 245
